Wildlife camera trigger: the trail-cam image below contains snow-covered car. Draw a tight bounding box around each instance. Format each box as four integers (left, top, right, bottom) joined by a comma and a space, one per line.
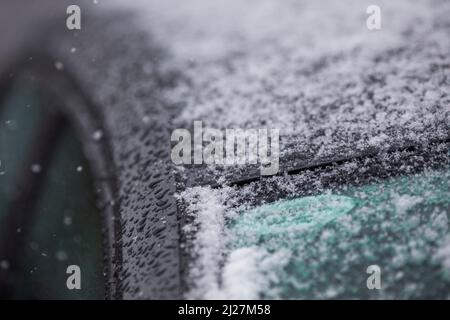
0, 0, 449, 299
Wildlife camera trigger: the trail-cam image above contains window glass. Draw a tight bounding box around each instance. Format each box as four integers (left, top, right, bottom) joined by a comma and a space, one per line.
0, 85, 43, 216
229, 166, 450, 299
0, 82, 105, 299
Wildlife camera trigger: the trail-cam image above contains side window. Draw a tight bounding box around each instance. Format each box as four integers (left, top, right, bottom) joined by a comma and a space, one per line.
0, 80, 105, 299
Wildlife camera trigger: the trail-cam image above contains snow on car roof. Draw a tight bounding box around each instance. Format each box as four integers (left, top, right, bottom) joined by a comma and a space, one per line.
118, 0, 449, 155
110, 0, 450, 185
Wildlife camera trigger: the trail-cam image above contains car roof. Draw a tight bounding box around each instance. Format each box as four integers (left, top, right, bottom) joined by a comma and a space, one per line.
119, 0, 450, 187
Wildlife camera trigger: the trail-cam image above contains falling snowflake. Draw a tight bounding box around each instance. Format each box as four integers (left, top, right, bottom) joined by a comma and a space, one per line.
30, 164, 42, 173
92, 130, 103, 141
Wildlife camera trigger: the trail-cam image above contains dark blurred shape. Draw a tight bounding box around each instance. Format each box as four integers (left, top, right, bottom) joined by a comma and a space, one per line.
0, 79, 105, 299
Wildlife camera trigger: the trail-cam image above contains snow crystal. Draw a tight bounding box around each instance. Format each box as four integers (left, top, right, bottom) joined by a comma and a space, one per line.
142, 115, 150, 124
54, 61, 64, 70
30, 164, 42, 173
92, 130, 103, 141
63, 216, 73, 226
0, 260, 10, 270
56, 251, 68, 262
391, 193, 423, 215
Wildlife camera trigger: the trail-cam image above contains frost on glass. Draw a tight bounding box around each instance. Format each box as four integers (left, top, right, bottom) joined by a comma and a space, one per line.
180, 163, 450, 299
228, 168, 450, 299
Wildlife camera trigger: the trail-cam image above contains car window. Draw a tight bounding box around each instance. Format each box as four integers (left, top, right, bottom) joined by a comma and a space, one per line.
179, 145, 450, 299
0, 84, 44, 212
0, 81, 105, 299
229, 165, 450, 299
